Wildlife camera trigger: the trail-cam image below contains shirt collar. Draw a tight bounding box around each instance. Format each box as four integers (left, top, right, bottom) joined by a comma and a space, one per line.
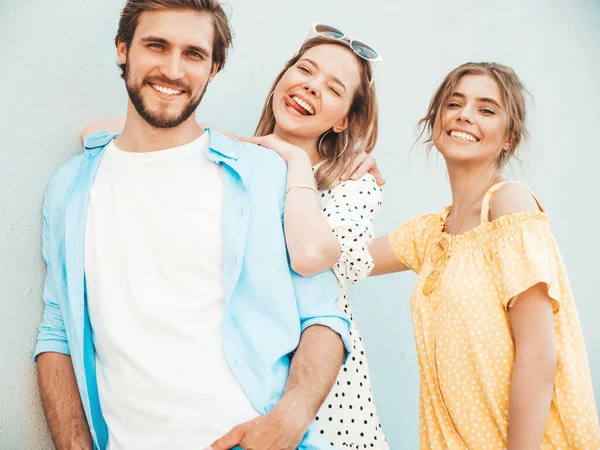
82, 128, 248, 182
83, 131, 119, 157
206, 127, 253, 187
205, 127, 238, 161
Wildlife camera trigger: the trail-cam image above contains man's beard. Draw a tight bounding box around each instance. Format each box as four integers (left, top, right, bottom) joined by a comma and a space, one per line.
124, 64, 208, 129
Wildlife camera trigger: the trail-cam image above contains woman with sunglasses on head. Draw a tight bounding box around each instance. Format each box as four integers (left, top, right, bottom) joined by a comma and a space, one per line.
82, 24, 389, 448
244, 25, 389, 448
368, 62, 600, 449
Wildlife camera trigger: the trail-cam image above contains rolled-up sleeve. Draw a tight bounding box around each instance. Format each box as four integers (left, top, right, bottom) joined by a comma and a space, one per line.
34, 189, 70, 360
291, 269, 352, 357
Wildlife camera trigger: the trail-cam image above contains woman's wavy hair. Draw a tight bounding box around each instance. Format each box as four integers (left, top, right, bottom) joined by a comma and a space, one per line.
417, 62, 529, 169
255, 37, 379, 190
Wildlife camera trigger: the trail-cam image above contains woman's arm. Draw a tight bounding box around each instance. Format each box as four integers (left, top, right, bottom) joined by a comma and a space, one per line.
507, 283, 556, 449
368, 235, 408, 276
236, 133, 391, 277
489, 182, 556, 449
275, 142, 387, 279
283, 149, 342, 276
242, 134, 351, 276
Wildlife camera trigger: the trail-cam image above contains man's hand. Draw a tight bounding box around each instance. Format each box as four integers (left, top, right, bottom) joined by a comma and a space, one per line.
208, 402, 310, 450
208, 324, 344, 450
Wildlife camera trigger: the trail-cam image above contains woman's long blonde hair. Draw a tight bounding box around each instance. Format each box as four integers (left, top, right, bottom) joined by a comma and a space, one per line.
254, 37, 379, 190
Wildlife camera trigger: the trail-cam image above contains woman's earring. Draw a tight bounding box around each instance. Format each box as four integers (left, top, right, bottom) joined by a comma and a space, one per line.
318, 130, 350, 160
334, 132, 349, 159
318, 130, 331, 159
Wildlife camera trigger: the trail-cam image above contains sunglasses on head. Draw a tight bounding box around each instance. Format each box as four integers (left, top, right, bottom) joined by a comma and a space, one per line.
301, 23, 382, 86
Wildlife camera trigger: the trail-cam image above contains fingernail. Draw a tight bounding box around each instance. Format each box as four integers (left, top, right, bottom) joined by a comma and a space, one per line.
351, 174, 358, 180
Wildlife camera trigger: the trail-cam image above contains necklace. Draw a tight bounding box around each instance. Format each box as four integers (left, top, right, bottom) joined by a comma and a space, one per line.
446, 196, 481, 235
447, 178, 501, 235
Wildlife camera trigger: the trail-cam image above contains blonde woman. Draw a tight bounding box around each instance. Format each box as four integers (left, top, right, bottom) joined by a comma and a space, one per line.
370, 62, 600, 449
242, 26, 388, 448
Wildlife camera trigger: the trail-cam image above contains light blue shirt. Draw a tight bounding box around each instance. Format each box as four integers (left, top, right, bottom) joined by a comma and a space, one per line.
35, 129, 351, 449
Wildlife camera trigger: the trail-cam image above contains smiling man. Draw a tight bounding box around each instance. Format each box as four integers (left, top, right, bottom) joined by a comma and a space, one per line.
34, 1, 350, 449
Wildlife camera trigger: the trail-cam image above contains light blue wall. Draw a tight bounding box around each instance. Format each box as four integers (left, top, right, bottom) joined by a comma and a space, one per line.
1, 0, 599, 448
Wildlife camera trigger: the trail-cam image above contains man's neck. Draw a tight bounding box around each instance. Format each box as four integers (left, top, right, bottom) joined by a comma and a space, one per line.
114, 103, 204, 153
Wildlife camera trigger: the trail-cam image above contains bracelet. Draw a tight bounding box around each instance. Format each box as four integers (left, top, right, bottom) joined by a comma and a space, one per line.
286, 184, 319, 195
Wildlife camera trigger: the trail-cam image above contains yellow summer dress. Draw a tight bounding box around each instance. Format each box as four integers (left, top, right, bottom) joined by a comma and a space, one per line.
388, 182, 600, 449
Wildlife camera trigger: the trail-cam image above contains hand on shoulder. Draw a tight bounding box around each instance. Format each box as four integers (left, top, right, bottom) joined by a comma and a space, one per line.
340, 151, 385, 187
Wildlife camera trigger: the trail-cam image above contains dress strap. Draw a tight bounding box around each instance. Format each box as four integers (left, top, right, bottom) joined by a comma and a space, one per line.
480, 181, 545, 224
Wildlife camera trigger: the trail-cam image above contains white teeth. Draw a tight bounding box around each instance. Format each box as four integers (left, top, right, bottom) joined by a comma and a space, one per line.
450, 131, 478, 143
152, 84, 183, 95
292, 96, 314, 115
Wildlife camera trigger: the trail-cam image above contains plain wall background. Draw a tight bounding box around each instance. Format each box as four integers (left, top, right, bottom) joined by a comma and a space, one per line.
1, 0, 599, 448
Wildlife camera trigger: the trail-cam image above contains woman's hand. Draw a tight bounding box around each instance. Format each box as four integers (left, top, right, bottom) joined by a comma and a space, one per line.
340, 151, 385, 186
241, 134, 385, 186
239, 134, 307, 163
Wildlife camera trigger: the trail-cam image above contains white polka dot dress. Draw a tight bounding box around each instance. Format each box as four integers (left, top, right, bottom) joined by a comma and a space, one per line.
388, 182, 600, 449
313, 172, 389, 449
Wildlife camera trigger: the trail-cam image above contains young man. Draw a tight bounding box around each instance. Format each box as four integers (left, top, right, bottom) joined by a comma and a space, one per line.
34, 1, 350, 449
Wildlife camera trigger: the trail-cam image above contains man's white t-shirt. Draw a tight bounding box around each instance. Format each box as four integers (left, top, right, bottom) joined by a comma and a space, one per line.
84, 132, 258, 450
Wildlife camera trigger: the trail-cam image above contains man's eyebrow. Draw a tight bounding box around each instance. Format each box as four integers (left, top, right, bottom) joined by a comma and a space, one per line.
450, 92, 502, 108
141, 36, 169, 45
299, 58, 347, 93
140, 36, 211, 57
